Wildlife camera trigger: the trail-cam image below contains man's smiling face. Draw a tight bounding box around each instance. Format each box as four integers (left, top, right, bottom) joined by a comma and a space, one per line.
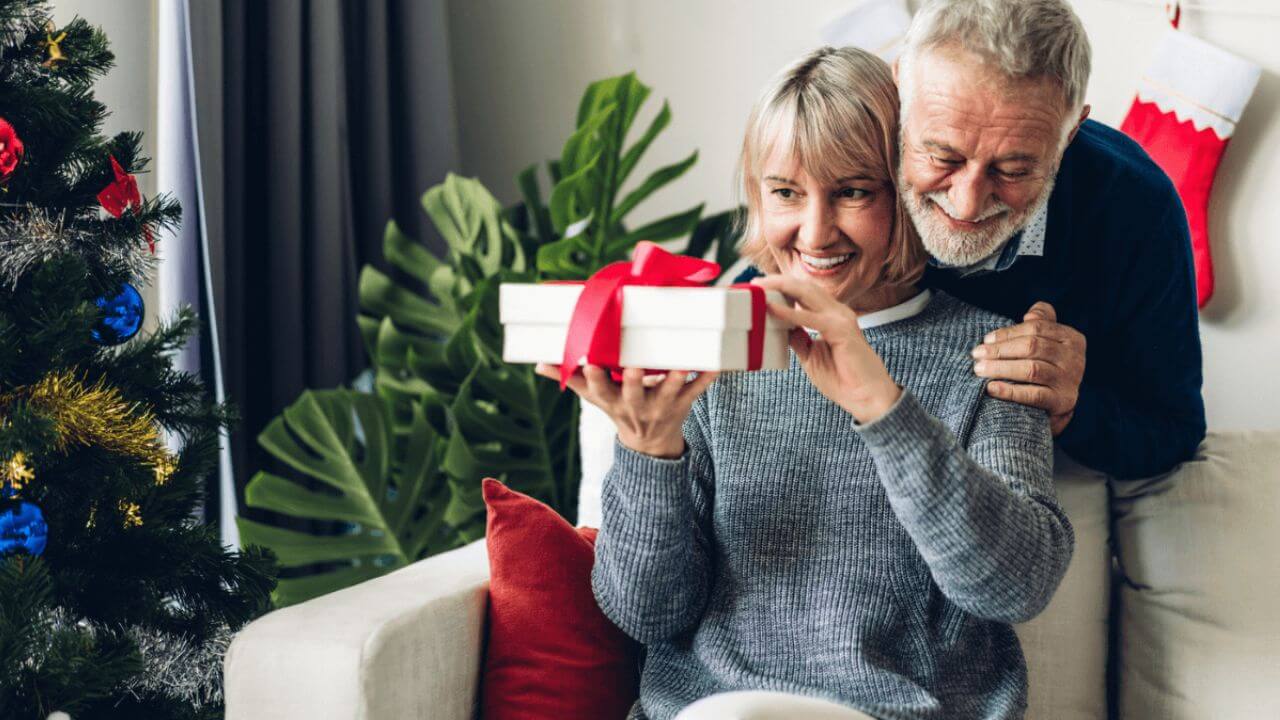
898, 45, 1083, 267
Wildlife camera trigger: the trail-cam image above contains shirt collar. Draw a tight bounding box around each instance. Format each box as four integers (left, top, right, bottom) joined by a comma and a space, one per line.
927, 201, 1049, 277
803, 290, 933, 336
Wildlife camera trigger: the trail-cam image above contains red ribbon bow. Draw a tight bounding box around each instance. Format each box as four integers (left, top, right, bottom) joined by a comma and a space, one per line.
97, 156, 141, 217
558, 241, 766, 388
98, 155, 155, 253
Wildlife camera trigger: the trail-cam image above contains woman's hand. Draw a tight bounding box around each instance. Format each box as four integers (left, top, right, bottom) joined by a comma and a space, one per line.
535, 364, 718, 459
752, 275, 902, 424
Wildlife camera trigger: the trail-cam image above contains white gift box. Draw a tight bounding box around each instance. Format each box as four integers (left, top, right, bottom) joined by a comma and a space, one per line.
499, 283, 794, 371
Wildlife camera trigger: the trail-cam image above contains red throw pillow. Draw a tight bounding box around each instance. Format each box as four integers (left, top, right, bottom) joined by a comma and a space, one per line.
480, 478, 640, 719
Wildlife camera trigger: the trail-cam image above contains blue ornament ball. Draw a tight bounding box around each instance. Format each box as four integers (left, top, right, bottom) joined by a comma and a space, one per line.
0, 500, 48, 557
92, 283, 144, 345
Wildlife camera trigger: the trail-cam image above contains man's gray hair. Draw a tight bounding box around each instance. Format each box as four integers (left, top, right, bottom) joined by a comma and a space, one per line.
900, 0, 1092, 113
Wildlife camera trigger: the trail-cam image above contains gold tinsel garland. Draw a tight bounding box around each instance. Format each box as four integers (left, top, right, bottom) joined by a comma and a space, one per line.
1, 370, 177, 483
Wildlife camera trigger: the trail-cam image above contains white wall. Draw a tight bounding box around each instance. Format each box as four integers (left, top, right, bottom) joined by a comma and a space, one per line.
446, 0, 1280, 430
49, 0, 159, 321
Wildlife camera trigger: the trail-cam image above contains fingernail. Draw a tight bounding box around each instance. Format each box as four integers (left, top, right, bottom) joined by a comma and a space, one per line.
983, 333, 995, 344
974, 361, 987, 373
971, 346, 987, 359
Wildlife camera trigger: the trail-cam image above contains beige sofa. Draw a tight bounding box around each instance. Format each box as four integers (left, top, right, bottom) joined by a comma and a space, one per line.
224, 430, 1280, 719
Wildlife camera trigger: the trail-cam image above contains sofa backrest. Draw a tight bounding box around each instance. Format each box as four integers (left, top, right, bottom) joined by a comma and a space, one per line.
1112, 430, 1280, 719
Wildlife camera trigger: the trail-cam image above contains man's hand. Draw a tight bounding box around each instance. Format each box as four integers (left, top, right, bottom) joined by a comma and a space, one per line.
971, 301, 1086, 436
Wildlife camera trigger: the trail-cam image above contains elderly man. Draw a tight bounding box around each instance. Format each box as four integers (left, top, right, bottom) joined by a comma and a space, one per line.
896, 0, 1205, 479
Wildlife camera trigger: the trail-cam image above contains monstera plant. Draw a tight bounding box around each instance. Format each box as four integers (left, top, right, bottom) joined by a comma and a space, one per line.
238, 72, 743, 607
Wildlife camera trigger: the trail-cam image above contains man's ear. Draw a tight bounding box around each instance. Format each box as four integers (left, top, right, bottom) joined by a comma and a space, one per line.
1066, 104, 1091, 145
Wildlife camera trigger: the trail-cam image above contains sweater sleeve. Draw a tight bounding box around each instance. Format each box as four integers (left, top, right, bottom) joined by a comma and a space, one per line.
855, 389, 1074, 624
590, 411, 716, 643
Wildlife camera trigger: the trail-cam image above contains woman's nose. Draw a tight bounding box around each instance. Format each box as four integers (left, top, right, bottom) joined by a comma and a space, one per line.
798, 199, 838, 248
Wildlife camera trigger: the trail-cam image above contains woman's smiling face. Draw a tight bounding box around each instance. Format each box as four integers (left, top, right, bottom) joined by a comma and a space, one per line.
760, 146, 896, 310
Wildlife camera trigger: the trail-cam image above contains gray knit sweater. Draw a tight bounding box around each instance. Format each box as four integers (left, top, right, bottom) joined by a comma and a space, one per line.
592, 291, 1074, 720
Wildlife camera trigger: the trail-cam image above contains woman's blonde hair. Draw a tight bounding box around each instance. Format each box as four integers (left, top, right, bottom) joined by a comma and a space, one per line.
737, 46, 926, 287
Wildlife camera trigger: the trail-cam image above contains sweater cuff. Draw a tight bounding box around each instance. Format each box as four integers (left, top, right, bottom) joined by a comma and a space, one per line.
850, 386, 919, 435
609, 438, 692, 508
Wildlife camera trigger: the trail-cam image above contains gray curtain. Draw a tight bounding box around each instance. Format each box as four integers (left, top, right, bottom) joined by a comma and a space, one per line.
189, 0, 460, 508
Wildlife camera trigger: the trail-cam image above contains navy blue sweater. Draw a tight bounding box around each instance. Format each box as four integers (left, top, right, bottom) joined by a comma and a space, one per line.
924, 120, 1206, 479
734, 120, 1206, 479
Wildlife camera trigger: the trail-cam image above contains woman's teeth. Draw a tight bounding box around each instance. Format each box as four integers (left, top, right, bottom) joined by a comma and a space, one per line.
799, 252, 852, 270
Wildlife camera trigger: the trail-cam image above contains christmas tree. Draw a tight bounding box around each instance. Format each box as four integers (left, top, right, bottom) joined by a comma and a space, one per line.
0, 1, 276, 718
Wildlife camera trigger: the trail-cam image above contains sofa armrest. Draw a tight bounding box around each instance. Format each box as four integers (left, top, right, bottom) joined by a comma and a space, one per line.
225, 539, 490, 720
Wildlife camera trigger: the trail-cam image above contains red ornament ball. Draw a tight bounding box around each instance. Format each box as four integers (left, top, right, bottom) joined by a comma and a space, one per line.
0, 117, 24, 180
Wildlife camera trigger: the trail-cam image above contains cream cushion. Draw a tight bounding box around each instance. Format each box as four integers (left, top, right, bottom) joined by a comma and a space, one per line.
1112, 430, 1280, 719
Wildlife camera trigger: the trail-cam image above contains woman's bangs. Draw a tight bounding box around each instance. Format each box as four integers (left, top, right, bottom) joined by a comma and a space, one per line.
794, 96, 887, 188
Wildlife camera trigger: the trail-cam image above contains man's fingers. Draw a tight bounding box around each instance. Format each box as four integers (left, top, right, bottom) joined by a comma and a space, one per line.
986, 380, 1058, 411
974, 358, 1060, 385
974, 335, 1065, 364
984, 318, 1076, 345
1049, 410, 1075, 437
1024, 301, 1057, 323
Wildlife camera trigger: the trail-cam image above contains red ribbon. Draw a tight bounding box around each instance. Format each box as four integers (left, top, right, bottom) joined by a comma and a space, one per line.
558, 241, 766, 388
97, 155, 141, 217
97, 155, 155, 253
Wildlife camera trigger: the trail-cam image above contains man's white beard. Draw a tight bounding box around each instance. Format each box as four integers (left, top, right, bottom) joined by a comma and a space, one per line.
901, 169, 1056, 268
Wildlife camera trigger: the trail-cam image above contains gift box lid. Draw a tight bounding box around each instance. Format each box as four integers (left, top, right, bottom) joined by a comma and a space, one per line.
499, 283, 792, 330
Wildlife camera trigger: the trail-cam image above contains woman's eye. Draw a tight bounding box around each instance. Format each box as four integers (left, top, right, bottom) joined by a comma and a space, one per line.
835, 187, 870, 200
771, 188, 795, 199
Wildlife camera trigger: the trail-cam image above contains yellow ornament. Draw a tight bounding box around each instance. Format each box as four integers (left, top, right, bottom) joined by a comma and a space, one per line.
2, 451, 35, 494
152, 452, 178, 486
40, 24, 67, 68
118, 500, 143, 528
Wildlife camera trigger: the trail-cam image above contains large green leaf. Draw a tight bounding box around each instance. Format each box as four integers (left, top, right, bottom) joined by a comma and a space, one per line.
237, 390, 453, 607
533, 73, 706, 280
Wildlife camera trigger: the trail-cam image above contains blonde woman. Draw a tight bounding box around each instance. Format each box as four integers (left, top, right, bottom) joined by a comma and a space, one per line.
538, 46, 1072, 720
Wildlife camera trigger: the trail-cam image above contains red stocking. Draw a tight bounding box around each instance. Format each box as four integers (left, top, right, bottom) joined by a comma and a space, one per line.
1119, 23, 1260, 309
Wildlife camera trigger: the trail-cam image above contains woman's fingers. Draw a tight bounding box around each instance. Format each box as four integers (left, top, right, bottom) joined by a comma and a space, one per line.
765, 300, 825, 331
788, 327, 814, 361
620, 366, 647, 407
752, 274, 836, 312
656, 370, 688, 401
582, 365, 618, 407
537, 362, 598, 405
678, 371, 719, 405
534, 363, 559, 382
